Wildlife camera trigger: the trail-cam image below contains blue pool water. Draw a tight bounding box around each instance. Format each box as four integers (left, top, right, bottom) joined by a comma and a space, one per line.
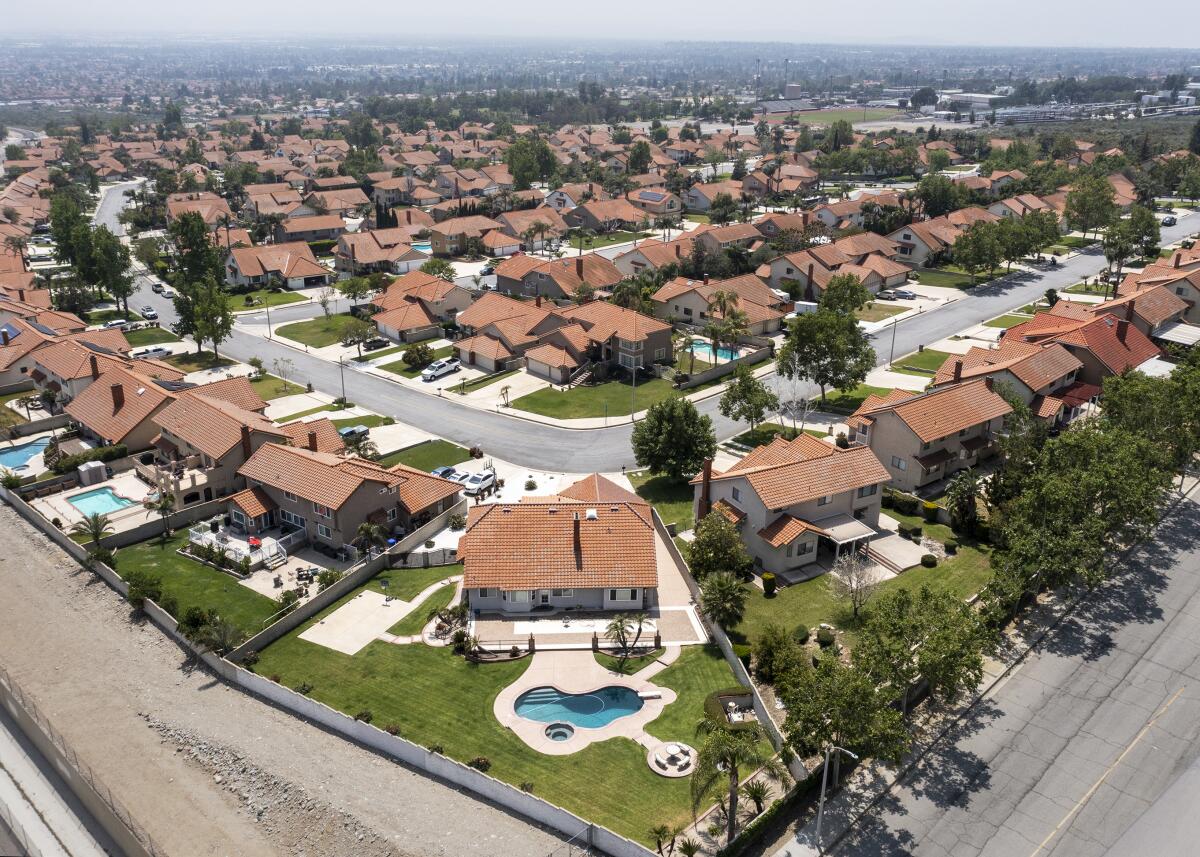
689, 339, 739, 361
412, 241, 432, 253
515, 686, 644, 728
69, 487, 136, 516
0, 436, 50, 470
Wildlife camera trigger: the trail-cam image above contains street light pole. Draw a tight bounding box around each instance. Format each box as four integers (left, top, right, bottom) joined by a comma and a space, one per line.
887, 317, 899, 367
338, 357, 346, 403
814, 745, 859, 854
264, 299, 273, 340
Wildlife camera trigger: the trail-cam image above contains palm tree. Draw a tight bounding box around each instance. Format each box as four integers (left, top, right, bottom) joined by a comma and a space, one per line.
700, 572, 748, 629
722, 309, 750, 357
196, 618, 245, 656
355, 521, 387, 556
945, 468, 981, 536
676, 838, 702, 857
150, 495, 175, 543
702, 321, 725, 368
611, 278, 645, 312
649, 824, 682, 856
707, 288, 740, 321
741, 778, 772, 815
691, 721, 788, 845
71, 511, 113, 546
605, 612, 648, 668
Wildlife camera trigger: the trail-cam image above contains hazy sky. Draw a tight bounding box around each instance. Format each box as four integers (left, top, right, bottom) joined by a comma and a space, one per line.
5, 0, 1200, 49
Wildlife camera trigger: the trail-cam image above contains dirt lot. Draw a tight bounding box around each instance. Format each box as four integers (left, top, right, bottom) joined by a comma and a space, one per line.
0, 505, 564, 857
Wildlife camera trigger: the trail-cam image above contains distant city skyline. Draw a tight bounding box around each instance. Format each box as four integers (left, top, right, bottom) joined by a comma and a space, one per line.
5, 1, 1200, 50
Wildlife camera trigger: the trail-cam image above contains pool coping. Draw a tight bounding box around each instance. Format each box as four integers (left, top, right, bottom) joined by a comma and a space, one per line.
492, 649, 678, 757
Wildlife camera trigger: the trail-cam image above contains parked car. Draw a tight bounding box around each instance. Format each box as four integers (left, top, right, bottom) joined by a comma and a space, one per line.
1163, 215, 1177, 227
479, 265, 495, 276
139, 306, 158, 320
102, 319, 130, 329
892, 289, 917, 300
878, 289, 899, 300
463, 470, 496, 496
421, 357, 461, 382
160, 286, 176, 298
430, 466, 458, 479
131, 346, 171, 360
150, 281, 164, 294
362, 337, 389, 352
337, 424, 369, 441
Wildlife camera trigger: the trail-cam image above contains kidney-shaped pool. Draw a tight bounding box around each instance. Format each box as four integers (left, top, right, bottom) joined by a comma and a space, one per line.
514, 685, 644, 729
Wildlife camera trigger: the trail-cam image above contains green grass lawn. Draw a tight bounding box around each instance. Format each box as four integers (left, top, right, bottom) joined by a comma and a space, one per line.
0, 389, 31, 429
513, 376, 690, 419
794, 106, 900, 124
387, 583, 456, 636
913, 265, 1001, 290
983, 314, 1033, 329
86, 308, 142, 325
249, 374, 305, 401
453, 368, 521, 394
891, 349, 951, 376
731, 422, 827, 448
252, 590, 744, 843
1056, 235, 1096, 250
684, 214, 710, 224
331, 414, 388, 430
164, 351, 236, 372
629, 472, 695, 532
352, 345, 406, 363
821, 384, 894, 414
377, 440, 471, 472
379, 345, 455, 378
118, 532, 279, 636
366, 564, 462, 600
234, 289, 308, 310
1065, 281, 1109, 296
594, 647, 666, 675
275, 313, 358, 348
577, 231, 650, 250
123, 327, 181, 347
277, 404, 338, 423
856, 303, 906, 323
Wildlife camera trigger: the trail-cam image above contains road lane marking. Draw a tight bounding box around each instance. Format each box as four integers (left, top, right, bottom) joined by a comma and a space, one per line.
1028, 685, 1186, 857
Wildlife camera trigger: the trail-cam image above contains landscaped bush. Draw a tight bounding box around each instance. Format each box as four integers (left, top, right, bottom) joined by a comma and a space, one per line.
402, 343, 434, 367
448, 513, 466, 531
897, 523, 912, 539
908, 524, 923, 541
520, 781, 535, 793
816, 626, 836, 646
242, 650, 260, 668
731, 643, 752, 670
468, 756, 491, 772
384, 723, 402, 736
524, 479, 537, 490
307, 239, 337, 256
892, 492, 919, 515
316, 569, 343, 591
52, 444, 128, 475
753, 624, 808, 685
921, 554, 937, 568
429, 744, 444, 754
353, 709, 374, 723
294, 681, 314, 695
124, 568, 162, 609
922, 501, 940, 522
944, 539, 958, 554
793, 624, 811, 645
157, 593, 178, 618
761, 572, 777, 597
89, 547, 117, 570
881, 489, 894, 509
509, 645, 521, 659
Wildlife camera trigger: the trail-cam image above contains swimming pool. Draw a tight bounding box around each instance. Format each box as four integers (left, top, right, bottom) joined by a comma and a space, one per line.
515, 686, 644, 729
412, 241, 432, 253
688, 339, 739, 362
0, 436, 50, 470
69, 487, 137, 516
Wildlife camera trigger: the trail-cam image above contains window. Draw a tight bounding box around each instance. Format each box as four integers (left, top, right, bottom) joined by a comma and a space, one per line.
900, 245, 912, 256
797, 540, 813, 555
891, 455, 908, 472
283, 490, 298, 502
857, 484, 878, 499
921, 441, 931, 451
683, 307, 693, 316
316, 523, 332, 539
902, 233, 911, 241
785, 267, 794, 275
509, 590, 530, 603
817, 494, 832, 506
231, 510, 246, 526
280, 509, 306, 528
1177, 287, 1186, 295
551, 588, 574, 597
786, 543, 793, 557
477, 588, 493, 598
386, 508, 397, 522
655, 348, 666, 360
313, 502, 332, 518
609, 588, 638, 602
731, 486, 741, 501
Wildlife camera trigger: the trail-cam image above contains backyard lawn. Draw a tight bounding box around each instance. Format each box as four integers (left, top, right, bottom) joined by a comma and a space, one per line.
251, 590, 746, 843
118, 532, 279, 636
890, 349, 951, 376
164, 351, 236, 372
594, 647, 666, 675
123, 327, 181, 347
379, 345, 455, 378
629, 472, 695, 532
365, 564, 462, 600
855, 303, 906, 323
387, 583, 456, 636
512, 376, 686, 419
275, 313, 358, 348
0, 389, 30, 430
249, 374, 305, 401
578, 231, 650, 250
377, 440, 471, 472
234, 289, 307, 310
983, 314, 1033, 329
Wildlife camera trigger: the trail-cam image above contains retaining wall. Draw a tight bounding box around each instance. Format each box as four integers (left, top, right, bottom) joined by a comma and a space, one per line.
676, 345, 773, 390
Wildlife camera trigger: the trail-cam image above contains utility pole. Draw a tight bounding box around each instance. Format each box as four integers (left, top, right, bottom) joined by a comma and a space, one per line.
814, 745, 859, 853
338, 357, 346, 403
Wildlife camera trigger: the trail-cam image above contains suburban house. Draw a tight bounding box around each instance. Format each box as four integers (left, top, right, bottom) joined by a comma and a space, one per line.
563, 198, 649, 232
741, 164, 819, 198
760, 241, 908, 298
650, 273, 787, 335
493, 254, 622, 301
1117, 254, 1200, 325
694, 223, 762, 255
753, 211, 818, 240
625, 188, 682, 217
495, 207, 569, 250
166, 192, 233, 229
30, 341, 184, 403
276, 215, 346, 244
304, 187, 371, 217
1002, 308, 1163, 386
0, 320, 129, 389
454, 293, 564, 372
226, 242, 332, 290
689, 434, 891, 577
612, 236, 698, 277
849, 380, 1013, 493
372, 270, 473, 321
929, 340, 1085, 425
334, 229, 429, 276
459, 474, 658, 615
556, 300, 674, 371
545, 182, 610, 211
428, 215, 505, 256
886, 207, 1000, 268
244, 188, 308, 220
236, 442, 462, 549
1084, 287, 1189, 340
682, 180, 743, 212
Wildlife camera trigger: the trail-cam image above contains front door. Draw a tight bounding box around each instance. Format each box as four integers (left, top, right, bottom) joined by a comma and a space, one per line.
538, 590, 550, 605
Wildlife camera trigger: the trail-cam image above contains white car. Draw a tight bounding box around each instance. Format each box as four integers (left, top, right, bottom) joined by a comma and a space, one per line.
131, 346, 171, 360
463, 470, 496, 496
160, 286, 176, 298
102, 319, 130, 329
420, 357, 462, 382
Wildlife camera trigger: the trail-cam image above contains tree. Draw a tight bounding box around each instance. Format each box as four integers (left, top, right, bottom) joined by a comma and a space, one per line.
700, 572, 749, 629
344, 433, 379, 460
854, 585, 991, 713
1125, 204, 1161, 259
50, 194, 86, 267
829, 552, 878, 619
818, 273, 870, 315
1102, 225, 1135, 296
150, 495, 175, 544
604, 613, 649, 668
192, 279, 235, 360
133, 236, 161, 271
911, 87, 938, 109
90, 226, 134, 315
628, 140, 652, 175
945, 468, 982, 535
337, 276, 374, 308
355, 521, 387, 556
420, 258, 456, 281
402, 343, 434, 367
1190, 119, 1200, 156
953, 221, 1002, 284
341, 317, 378, 356
170, 211, 223, 284
504, 136, 557, 190
691, 721, 786, 845
995, 217, 1033, 272
1064, 173, 1116, 239
719, 364, 779, 431
690, 511, 752, 580
927, 149, 951, 174
708, 193, 738, 226
70, 512, 113, 546
195, 618, 245, 656
630, 397, 716, 481
914, 173, 957, 218
316, 286, 335, 317
777, 309, 873, 401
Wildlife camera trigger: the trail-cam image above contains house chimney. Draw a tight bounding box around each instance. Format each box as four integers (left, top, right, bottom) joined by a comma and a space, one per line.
1, 329, 8, 346
984, 377, 993, 393
702, 274, 709, 285
307, 430, 318, 451
952, 359, 962, 382
698, 458, 713, 520
575, 257, 584, 279
110, 383, 124, 410
17, 289, 25, 302
90, 354, 100, 380
1117, 320, 1128, 344
535, 294, 542, 308
807, 262, 815, 286
240, 424, 252, 459
573, 510, 581, 551
674, 243, 681, 258
1175, 253, 1182, 269
1125, 301, 1135, 322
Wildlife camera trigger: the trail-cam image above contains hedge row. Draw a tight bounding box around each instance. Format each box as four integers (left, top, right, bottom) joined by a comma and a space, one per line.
52, 444, 128, 475
703, 685, 758, 732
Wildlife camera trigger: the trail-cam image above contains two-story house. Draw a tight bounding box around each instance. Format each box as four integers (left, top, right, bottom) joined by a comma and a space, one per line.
226, 243, 332, 290
929, 341, 1084, 425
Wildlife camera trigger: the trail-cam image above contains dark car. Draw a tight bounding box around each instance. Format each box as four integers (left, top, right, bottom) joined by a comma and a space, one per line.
362, 337, 389, 352
1162, 215, 1177, 227
479, 265, 495, 277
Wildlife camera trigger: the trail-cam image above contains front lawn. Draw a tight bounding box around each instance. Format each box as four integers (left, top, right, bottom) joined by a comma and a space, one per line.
891, 349, 952, 376
454, 368, 521, 394
387, 583, 456, 636
275, 313, 358, 348
352, 345, 406, 363
118, 532, 279, 636
731, 422, 827, 448
379, 345, 455, 378
0, 389, 30, 429
1065, 281, 1109, 296
983, 314, 1032, 329
855, 303, 906, 323
234, 289, 308, 310
331, 414, 389, 430
684, 214, 710, 224
123, 327, 181, 347
913, 265, 1002, 290
277, 404, 338, 423
377, 440, 471, 472
248, 374, 305, 401
629, 472, 695, 532
820, 384, 894, 414
585, 231, 651, 250
252, 592, 742, 843
164, 351, 236, 372
512, 376, 685, 419
87, 308, 142, 325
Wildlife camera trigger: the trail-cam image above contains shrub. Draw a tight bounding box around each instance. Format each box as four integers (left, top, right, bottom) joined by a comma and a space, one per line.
157, 593, 178, 618
793, 624, 811, 645
52, 444, 128, 475
753, 624, 807, 685
316, 569, 343, 591
816, 626, 836, 646
242, 650, 260, 668
975, 521, 992, 543
944, 538, 958, 554
922, 501, 940, 522
124, 568, 162, 609
880, 489, 894, 509
509, 645, 521, 659
520, 781, 535, 793
294, 681, 314, 695
51, 517, 63, 529
897, 523, 911, 539
835, 431, 849, 449
892, 492, 919, 516
402, 343, 434, 367
353, 710, 374, 723
731, 643, 752, 670
381, 416, 395, 426
430, 744, 444, 755
921, 554, 937, 568
384, 723, 402, 736
524, 479, 537, 490
238, 555, 251, 576
269, 674, 282, 683
89, 547, 117, 570
448, 513, 466, 531
1, 469, 22, 489
761, 572, 776, 597
468, 756, 491, 772
424, 539, 435, 549
908, 524, 922, 541
179, 606, 213, 637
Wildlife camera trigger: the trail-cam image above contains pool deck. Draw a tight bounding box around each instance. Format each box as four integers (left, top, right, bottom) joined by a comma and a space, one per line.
492, 647, 681, 756
0, 430, 57, 478
31, 471, 159, 533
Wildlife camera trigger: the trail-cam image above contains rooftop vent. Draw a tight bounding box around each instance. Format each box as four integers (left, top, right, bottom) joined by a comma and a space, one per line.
585, 508, 598, 520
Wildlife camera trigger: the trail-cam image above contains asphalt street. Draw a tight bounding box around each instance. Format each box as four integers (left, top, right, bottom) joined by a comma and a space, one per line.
96, 191, 1199, 470
823, 489, 1200, 857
